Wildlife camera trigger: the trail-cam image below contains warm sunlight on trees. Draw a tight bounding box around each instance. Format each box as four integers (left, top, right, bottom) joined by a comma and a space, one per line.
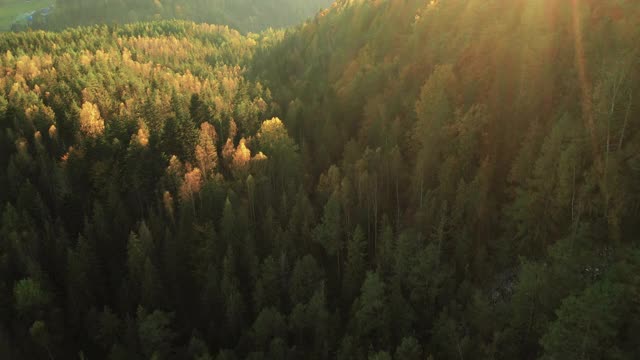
180, 167, 203, 202
1, 1, 639, 358
232, 138, 252, 178
79, 101, 105, 138
195, 122, 219, 179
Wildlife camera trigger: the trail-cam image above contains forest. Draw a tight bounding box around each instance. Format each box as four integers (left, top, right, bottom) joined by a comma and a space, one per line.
12, 0, 332, 33
0, 0, 639, 359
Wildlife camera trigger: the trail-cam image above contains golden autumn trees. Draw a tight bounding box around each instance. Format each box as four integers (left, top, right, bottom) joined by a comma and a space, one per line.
180, 167, 203, 203
2, 4, 640, 359
231, 138, 252, 179
195, 122, 219, 179
222, 138, 236, 167
133, 121, 151, 147
256, 117, 299, 191
79, 101, 105, 138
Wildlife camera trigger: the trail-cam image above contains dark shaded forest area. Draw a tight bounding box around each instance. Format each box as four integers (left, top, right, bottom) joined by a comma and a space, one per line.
0, 0, 639, 359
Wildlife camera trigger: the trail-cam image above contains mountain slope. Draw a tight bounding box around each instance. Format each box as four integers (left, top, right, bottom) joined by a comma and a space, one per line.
21, 0, 332, 33
257, 0, 640, 256
1, 0, 639, 359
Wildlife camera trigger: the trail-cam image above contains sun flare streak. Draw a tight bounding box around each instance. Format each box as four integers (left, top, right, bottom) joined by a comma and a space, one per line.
571, 0, 597, 153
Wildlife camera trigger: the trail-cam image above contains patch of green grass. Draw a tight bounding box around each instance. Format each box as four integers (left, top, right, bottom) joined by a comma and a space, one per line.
0, 0, 53, 31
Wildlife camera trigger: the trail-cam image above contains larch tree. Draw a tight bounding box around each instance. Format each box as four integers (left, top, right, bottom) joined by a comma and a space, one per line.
79, 101, 105, 138
256, 117, 300, 192
179, 167, 203, 204
231, 138, 252, 179
195, 121, 219, 179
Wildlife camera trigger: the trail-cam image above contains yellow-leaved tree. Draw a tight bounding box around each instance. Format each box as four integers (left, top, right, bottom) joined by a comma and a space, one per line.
232, 138, 252, 179
79, 102, 105, 138
195, 122, 219, 179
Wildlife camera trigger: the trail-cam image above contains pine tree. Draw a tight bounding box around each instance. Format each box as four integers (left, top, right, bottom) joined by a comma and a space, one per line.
342, 225, 367, 307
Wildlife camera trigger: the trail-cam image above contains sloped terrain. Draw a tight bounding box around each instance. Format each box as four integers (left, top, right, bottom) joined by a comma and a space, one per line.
1, 0, 639, 358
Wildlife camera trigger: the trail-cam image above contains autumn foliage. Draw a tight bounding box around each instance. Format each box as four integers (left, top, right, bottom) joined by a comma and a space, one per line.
1, 1, 639, 359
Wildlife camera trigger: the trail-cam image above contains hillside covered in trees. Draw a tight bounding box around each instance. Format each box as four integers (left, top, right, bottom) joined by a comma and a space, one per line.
1, 0, 640, 359
15, 0, 332, 33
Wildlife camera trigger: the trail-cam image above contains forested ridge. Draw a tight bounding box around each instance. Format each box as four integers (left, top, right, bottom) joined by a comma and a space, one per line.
1, 0, 640, 359
19, 0, 332, 33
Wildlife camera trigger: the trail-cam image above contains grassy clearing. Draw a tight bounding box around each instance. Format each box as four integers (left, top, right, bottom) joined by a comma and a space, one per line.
0, 0, 53, 31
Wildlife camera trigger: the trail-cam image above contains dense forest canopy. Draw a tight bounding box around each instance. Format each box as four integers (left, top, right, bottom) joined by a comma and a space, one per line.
1, 0, 640, 359
8, 0, 332, 33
